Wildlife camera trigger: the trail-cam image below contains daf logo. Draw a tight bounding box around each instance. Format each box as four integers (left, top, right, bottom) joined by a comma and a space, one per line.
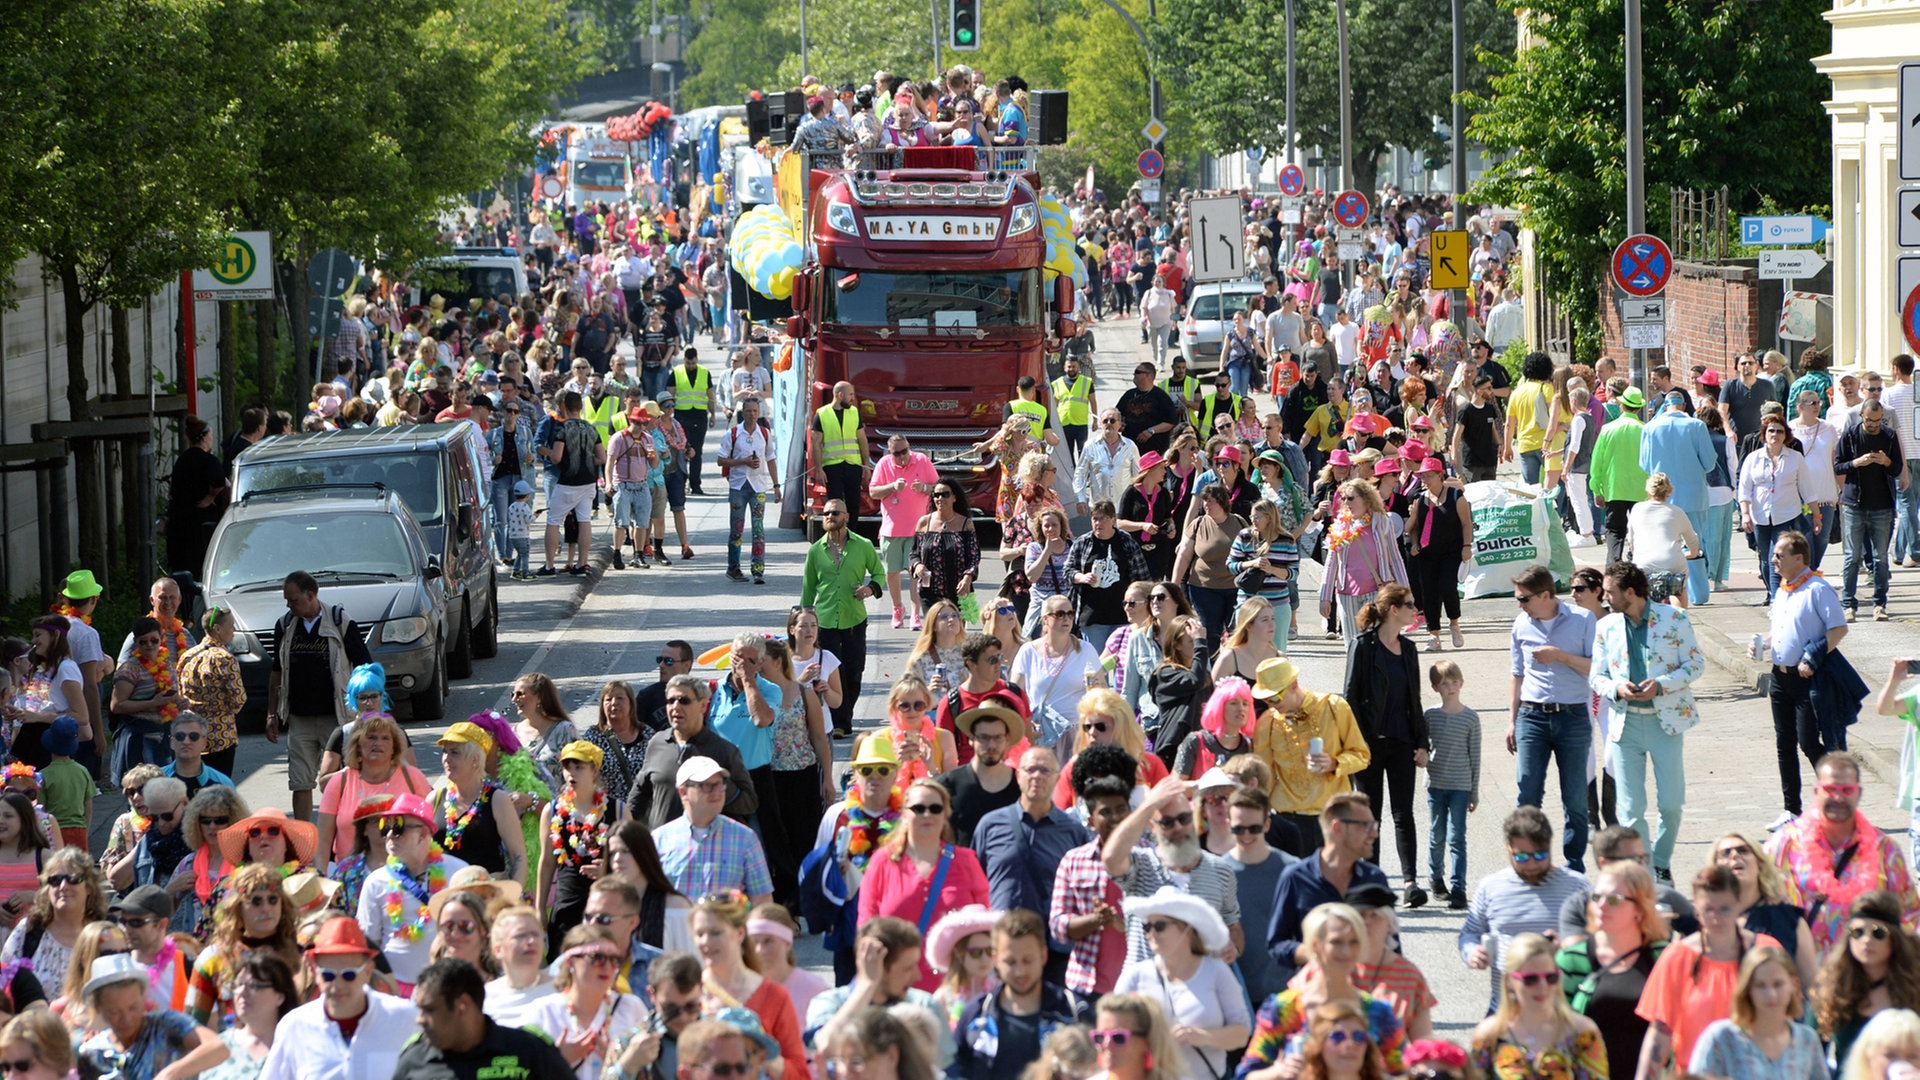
903, 399, 958, 411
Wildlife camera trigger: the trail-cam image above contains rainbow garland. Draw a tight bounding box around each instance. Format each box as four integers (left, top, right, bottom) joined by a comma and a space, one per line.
844, 790, 903, 871
549, 786, 607, 867
1325, 507, 1369, 555
438, 781, 498, 855
381, 846, 447, 943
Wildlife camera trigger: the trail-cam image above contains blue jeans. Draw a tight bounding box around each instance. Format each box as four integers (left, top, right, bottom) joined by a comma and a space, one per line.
1227, 357, 1252, 398
1702, 501, 1734, 585
1514, 702, 1591, 870
1752, 515, 1807, 600
1428, 787, 1470, 894
490, 477, 517, 560
1611, 711, 1686, 872
1520, 449, 1544, 486
1083, 623, 1120, 653
727, 485, 767, 574
511, 538, 530, 575
1806, 503, 1836, 570
641, 366, 671, 402
1843, 506, 1895, 609
1318, 303, 1340, 328
1897, 460, 1920, 562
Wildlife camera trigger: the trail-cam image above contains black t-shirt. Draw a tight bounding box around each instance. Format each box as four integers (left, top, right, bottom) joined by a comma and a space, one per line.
391, 1019, 577, 1080
1853, 427, 1902, 511
637, 330, 673, 370
1458, 400, 1503, 469
633, 680, 670, 736
1079, 534, 1132, 625
286, 618, 337, 718
575, 314, 614, 358
990, 1005, 1043, 1080
938, 765, 1020, 848
495, 429, 520, 478
1316, 268, 1343, 306
556, 418, 602, 486
1116, 387, 1181, 456
1479, 358, 1511, 397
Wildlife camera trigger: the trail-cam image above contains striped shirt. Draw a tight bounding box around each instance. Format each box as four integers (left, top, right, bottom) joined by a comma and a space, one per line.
1423, 706, 1481, 798
1456, 865, 1588, 1010
1117, 847, 1243, 965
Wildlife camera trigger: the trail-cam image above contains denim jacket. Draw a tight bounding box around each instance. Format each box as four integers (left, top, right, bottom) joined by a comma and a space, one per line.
489, 415, 538, 479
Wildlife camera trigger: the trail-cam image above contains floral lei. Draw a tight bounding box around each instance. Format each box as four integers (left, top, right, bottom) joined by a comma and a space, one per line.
439, 780, 499, 853
155, 616, 191, 663
382, 845, 447, 943
1794, 809, 1884, 914
845, 790, 904, 870
1492, 1042, 1574, 1080
550, 786, 607, 867
1326, 505, 1369, 555
49, 602, 88, 626
139, 652, 180, 722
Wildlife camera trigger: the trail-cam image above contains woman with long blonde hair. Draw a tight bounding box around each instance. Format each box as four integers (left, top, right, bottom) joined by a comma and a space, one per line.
856, 779, 987, 994
684, 892, 811, 1075
1051, 688, 1167, 809
1211, 597, 1279, 686
1690, 945, 1826, 1079
1089, 993, 1183, 1080
1471, 933, 1605, 1079
1714, 831, 1819, 990
905, 601, 967, 693
1555, 859, 1668, 1076
183, 861, 301, 1029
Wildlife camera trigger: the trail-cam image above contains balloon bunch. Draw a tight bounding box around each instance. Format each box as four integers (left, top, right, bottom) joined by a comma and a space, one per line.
1427, 319, 1469, 369
729, 204, 804, 300
607, 101, 673, 142
1038, 195, 1086, 290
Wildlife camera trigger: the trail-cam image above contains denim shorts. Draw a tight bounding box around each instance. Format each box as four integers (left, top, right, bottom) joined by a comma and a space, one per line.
612, 480, 651, 527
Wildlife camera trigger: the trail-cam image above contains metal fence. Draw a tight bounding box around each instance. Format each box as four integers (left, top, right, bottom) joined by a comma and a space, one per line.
1669, 186, 1729, 264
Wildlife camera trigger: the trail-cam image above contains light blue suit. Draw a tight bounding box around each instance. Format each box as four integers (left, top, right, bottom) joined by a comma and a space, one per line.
1638, 407, 1717, 521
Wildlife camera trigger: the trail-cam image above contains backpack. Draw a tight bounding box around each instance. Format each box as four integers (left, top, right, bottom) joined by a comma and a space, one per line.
273, 604, 350, 672
719, 420, 773, 479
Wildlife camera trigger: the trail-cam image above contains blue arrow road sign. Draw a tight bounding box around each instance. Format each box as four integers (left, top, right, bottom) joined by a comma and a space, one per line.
1740, 215, 1831, 246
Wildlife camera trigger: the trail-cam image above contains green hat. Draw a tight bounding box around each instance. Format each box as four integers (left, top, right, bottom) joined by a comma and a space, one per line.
61, 570, 102, 600
1618, 387, 1646, 411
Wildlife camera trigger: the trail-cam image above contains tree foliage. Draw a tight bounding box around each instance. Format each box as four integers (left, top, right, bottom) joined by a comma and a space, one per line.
680, 0, 798, 109
1464, 0, 1828, 357
1155, 0, 1515, 196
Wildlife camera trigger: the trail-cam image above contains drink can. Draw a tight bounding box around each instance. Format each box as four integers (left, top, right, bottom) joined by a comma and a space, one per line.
1308, 736, 1324, 757
1749, 633, 1765, 660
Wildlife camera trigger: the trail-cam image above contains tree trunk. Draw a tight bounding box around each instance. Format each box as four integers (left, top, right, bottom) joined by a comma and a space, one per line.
219, 301, 237, 433
110, 306, 142, 579
109, 305, 132, 397
56, 259, 105, 579
254, 297, 277, 407
288, 241, 314, 401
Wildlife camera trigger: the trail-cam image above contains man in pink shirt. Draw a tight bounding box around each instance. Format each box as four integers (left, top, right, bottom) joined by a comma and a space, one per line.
868, 433, 940, 630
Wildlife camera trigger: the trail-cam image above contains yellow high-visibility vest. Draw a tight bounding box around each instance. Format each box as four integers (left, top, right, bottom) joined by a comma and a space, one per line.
1008, 398, 1048, 439
816, 404, 863, 466
672, 365, 710, 411
583, 393, 620, 443
1051, 375, 1092, 425
1199, 391, 1241, 434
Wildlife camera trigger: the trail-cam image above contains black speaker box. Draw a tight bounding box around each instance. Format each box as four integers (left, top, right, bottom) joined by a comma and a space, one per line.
1030, 89, 1069, 146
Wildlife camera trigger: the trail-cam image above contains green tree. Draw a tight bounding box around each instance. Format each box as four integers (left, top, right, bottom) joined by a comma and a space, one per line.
1465, 0, 1828, 358
577, 0, 643, 70
1155, 0, 1515, 195
770, 0, 937, 88
680, 0, 798, 108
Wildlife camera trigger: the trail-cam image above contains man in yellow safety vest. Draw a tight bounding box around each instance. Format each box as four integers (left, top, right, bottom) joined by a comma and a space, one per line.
1050, 354, 1097, 465
1160, 356, 1202, 422
1196, 371, 1243, 438
811, 381, 869, 517
1004, 376, 1057, 447
671, 347, 718, 495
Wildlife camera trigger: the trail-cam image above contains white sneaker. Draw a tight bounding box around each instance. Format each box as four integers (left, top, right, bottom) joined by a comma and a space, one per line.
1768, 810, 1797, 831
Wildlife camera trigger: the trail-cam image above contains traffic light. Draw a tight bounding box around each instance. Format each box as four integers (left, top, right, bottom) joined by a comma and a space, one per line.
950, 0, 978, 50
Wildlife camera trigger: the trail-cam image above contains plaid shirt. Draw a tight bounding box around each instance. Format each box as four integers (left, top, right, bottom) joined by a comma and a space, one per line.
1048, 840, 1121, 995
655, 814, 773, 899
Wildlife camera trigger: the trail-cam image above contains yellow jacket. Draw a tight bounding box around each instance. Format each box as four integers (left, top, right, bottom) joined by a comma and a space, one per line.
1252, 690, 1370, 816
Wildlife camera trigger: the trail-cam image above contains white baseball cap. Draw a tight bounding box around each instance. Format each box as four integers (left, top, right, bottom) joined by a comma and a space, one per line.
675, 757, 728, 787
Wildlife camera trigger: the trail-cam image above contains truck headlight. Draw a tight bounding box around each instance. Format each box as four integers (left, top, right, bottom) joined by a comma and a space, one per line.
827, 202, 858, 236
1008, 203, 1037, 236
381, 616, 430, 646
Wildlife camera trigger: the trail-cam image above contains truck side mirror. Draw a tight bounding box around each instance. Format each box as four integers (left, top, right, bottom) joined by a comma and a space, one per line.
1054, 274, 1074, 316
786, 315, 807, 338
793, 271, 813, 316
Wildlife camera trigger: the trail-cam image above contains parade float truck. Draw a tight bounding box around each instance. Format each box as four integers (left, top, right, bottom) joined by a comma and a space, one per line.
733, 145, 1083, 535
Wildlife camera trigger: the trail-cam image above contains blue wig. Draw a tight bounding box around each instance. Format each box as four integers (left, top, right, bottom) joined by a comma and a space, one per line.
344, 662, 390, 713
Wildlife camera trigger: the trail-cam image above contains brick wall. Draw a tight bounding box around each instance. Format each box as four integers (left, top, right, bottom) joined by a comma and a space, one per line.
1597, 259, 1760, 379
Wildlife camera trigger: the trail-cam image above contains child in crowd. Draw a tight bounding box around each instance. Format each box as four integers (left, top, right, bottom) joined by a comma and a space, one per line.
40, 716, 92, 850
4, 764, 58, 847
1423, 659, 1480, 910
507, 479, 536, 580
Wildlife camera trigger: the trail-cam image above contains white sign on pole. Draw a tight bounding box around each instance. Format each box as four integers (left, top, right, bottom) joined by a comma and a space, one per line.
1758, 250, 1828, 280
1138, 178, 1161, 204
1338, 242, 1365, 262
1901, 188, 1920, 249
1623, 323, 1665, 350
1279, 195, 1303, 224
1188, 195, 1246, 283
1619, 297, 1665, 324
1902, 64, 1920, 182
191, 231, 274, 301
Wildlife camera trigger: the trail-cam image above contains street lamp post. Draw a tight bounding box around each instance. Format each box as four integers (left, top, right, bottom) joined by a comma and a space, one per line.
1096, 0, 1160, 152
652, 61, 676, 113
1451, 0, 1468, 321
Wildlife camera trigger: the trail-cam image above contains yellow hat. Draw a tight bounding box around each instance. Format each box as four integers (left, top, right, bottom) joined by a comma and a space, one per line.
1251, 657, 1300, 700
851, 733, 899, 769
559, 740, 605, 770
436, 722, 495, 755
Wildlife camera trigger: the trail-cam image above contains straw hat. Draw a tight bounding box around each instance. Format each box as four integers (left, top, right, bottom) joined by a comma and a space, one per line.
427, 865, 525, 921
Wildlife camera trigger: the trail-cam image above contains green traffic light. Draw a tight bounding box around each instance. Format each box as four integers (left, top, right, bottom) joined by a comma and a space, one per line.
958, 29, 973, 41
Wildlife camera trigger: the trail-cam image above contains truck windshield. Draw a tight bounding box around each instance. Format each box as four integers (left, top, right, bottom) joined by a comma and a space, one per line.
823, 269, 1042, 329
572, 161, 627, 189
237, 456, 443, 529
211, 513, 416, 590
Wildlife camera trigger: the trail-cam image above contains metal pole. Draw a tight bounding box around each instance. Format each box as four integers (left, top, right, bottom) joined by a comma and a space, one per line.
1451, 0, 1469, 324
1625, 0, 1646, 388
931, 0, 941, 72
799, 0, 809, 81
1284, 0, 1296, 166
1336, 0, 1352, 191
1094, 0, 1159, 151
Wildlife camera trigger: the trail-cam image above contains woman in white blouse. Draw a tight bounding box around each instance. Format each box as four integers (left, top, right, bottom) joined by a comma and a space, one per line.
1738, 415, 1820, 602
1626, 473, 1702, 607
1788, 389, 1841, 571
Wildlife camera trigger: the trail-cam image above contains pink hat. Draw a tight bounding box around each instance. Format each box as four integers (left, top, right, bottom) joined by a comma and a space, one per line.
1136, 450, 1166, 472
1373, 460, 1400, 477
1346, 414, 1378, 435
1215, 445, 1244, 466
1698, 368, 1722, 387
925, 905, 1001, 974
1328, 449, 1353, 467
1418, 456, 1447, 475
385, 793, 436, 824
1411, 415, 1435, 431
1400, 439, 1429, 462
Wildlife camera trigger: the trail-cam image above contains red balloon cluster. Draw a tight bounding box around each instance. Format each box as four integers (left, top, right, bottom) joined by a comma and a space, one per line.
607, 101, 673, 142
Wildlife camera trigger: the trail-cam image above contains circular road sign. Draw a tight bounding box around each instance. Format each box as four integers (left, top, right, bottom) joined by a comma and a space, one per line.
208, 236, 257, 286
1332, 190, 1370, 229
1904, 285, 1920, 355
1277, 164, 1305, 197
1610, 234, 1674, 297
1137, 148, 1164, 180
539, 175, 564, 200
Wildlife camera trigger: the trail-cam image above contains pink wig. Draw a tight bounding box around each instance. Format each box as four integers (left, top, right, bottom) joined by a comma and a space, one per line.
1200, 677, 1254, 739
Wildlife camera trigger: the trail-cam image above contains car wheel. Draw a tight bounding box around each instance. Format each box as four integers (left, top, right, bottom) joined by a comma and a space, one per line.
448, 599, 475, 679
473, 571, 499, 660
410, 654, 448, 722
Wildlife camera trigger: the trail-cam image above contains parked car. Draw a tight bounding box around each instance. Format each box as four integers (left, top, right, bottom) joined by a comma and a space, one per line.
1178, 281, 1268, 372
204, 487, 452, 721
231, 422, 498, 683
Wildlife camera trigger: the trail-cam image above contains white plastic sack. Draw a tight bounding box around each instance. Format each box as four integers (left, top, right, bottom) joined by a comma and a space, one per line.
1458, 480, 1574, 599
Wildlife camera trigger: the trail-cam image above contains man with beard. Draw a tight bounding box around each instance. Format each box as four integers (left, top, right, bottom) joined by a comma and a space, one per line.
1765, 750, 1920, 953
948, 909, 1093, 1078
974, 745, 1090, 986
1102, 775, 1244, 965
1457, 805, 1588, 1011
936, 694, 1023, 846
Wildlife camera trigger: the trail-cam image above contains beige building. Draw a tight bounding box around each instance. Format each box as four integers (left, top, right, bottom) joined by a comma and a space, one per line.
1816, 0, 1920, 370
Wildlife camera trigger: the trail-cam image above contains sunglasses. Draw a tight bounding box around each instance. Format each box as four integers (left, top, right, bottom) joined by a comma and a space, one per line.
857, 765, 894, 778
1155, 812, 1193, 829
1230, 823, 1267, 836
1122, 599, 1145, 608
113, 914, 157, 928
1082, 720, 1110, 734
250, 825, 282, 840
1324, 1030, 1372, 1046
1593, 892, 1635, 908
581, 952, 621, 969
1508, 971, 1557, 987
170, 731, 203, 743
897, 700, 930, 712
1510, 850, 1550, 863
654, 654, 686, 665
0, 1060, 33, 1075
1144, 919, 1184, 934
318, 965, 367, 983
1513, 593, 1538, 604
656, 1000, 701, 1022
44, 874, 80, 888
378, 818, 423, 837
200, 816, 230, 827
703, 1066, 751, 1078
1852, 924, 1892, 942
1090, 1029, 1141, 1049
824, 510, 846, 518
963, 945, 992, 960
585, 912, 635, 926
932, 491, 954, 500
246, 892, 282, 909
121, 788, 141, 799
907, 803, 946, 816
665, 695, 697, 706
1819, 783, 1862, 798
1715, 844, 1753, 860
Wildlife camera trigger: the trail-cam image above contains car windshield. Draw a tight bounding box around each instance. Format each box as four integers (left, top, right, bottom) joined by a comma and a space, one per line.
572, 161, 627, 190
211, 513, 415, 590
237, 455, 442, 528
1187, 290, 1262, 323
823, 269, 1042, 329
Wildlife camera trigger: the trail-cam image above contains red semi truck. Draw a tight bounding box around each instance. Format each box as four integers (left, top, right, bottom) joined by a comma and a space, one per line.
777, 146, 1078, 532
